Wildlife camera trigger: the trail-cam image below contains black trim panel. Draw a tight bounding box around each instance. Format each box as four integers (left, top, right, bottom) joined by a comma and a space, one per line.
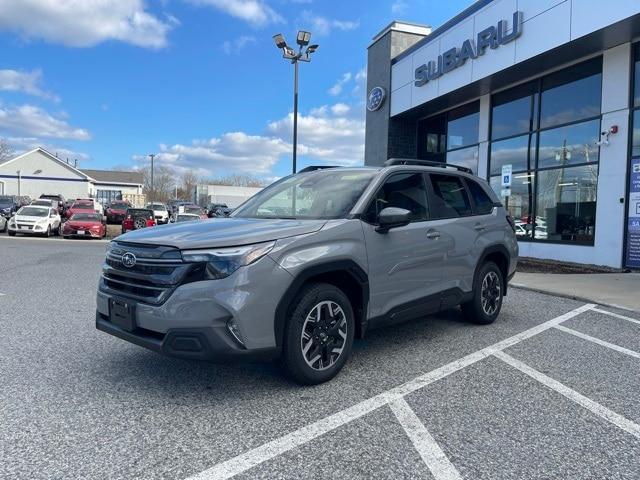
273, 260, 370, 347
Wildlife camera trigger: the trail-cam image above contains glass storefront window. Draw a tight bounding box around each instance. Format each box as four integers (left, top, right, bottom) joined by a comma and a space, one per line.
491, 82, 538, 140
489, 134, 536, 176
490, 173, 535, 239
538, 119, 600, 169
635, 47, 640, 107
447, 103, 479, 150
535, 164, 598, 243
540, 59, 602, 129
446, 145, 479, 174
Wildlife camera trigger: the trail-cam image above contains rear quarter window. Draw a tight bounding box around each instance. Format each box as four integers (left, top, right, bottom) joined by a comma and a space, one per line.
466, 179, 495, 215
428, 174, 473, 218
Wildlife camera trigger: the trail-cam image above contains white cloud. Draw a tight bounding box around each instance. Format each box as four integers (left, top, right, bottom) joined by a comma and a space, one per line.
186, 0, 283, 26
222, 35, 257, 55
135, 102, 365, 177
5, 136, 90, 162
328, 73, 352, 96
267, 107, 364, 165
0, 69, 59, 101
138, 132, 292, 176
331, 103, 350, 116
391, 1, 409, 15
0, 0, 176, 48
298, 11, 359, 36
0, 104, 90, 140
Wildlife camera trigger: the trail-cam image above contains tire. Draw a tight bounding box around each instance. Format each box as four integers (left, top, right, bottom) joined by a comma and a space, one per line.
461, 261, 504, 325
44, 225, 51, 238
8, 230, 15, 236
55, 224, 61, 236
282, 283, 355, 385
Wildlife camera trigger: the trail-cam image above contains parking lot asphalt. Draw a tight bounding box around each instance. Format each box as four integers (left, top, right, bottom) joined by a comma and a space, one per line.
1, 236, 639, 480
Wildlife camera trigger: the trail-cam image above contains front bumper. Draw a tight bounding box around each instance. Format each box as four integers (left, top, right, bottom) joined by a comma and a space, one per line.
96, 311, 277, 362
96, 254, 294, 361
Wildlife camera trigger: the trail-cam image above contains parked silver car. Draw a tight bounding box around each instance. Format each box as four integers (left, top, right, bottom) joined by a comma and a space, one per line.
96, 160, 518, 384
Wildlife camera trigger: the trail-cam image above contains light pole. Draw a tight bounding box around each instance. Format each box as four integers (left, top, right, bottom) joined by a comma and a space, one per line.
272, 31, 318, 174
148, 153, 156, 204
16, 170, 21, 197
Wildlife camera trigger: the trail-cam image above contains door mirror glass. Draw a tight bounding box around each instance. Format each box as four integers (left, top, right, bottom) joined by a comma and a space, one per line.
376, 207, 411, 233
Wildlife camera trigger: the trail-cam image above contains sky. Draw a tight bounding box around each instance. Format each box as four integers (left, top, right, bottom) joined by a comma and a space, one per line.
0, 0, 474, 181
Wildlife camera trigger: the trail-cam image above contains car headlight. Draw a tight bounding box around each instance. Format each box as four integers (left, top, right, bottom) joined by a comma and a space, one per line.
181, 241, 275, 279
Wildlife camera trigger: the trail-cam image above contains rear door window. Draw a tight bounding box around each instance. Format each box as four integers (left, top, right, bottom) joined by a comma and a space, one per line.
428, 174, 473, 218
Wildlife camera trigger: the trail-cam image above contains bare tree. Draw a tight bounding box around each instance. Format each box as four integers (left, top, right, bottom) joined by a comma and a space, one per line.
0, 138, 14, 163
207, 174, 267, 187
180, 170, 200, 201
141, 165, 177, 203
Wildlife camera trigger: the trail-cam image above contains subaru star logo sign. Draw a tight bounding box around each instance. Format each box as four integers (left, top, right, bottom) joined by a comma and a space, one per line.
121, 252, 137, 268
367, 86, 386, 112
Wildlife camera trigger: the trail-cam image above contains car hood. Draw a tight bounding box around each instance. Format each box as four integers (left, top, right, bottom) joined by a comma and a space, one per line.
15, 215, 48, 222
117, 217, 327, 249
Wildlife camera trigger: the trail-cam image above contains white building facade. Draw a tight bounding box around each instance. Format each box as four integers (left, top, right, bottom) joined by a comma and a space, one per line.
0, 148, 143, 203
365, 0, 640, 269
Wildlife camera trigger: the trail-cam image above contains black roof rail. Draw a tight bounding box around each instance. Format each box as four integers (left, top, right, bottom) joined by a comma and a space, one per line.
384, 158, 473, 174
297, 165, 340, 173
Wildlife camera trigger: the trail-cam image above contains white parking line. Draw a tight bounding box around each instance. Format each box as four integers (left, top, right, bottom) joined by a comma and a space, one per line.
390, 398, 462, 480
185, 303, 595, 480
554, 325, 640, 359
592, 308, 640, 326
494, 351, 640, 439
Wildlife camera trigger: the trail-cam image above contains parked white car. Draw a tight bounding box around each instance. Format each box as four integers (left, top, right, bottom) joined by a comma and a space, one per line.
146, 203, 170, 224
8, 206, 61, 237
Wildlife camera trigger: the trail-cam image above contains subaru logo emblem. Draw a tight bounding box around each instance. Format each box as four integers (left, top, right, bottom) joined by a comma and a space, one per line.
367, 86, 386, 112
121, 252, 137, 268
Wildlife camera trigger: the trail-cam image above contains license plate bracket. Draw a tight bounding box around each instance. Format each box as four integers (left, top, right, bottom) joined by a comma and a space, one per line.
109, 298, 136, 332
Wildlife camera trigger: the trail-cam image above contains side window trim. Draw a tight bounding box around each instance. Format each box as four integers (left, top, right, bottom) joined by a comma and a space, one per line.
362, 171, 431, 225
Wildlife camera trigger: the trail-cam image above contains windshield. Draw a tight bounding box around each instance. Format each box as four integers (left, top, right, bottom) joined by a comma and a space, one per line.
184, 207, 201, 214
72, 203, 93, 209
0, 196, 14, 204
71, 213, 101, 221
233, 169, 377, 220
18, 207, 48, 217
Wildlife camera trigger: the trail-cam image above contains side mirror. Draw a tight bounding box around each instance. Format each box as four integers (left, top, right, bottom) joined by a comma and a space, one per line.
10, 212, 15, 217
376, 207, 411, 233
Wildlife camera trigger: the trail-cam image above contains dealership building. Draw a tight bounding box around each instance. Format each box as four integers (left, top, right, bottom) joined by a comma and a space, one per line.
365, 0, 640, 269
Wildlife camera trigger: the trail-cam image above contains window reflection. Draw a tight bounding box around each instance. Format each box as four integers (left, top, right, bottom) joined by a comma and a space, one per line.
447, 103, 479, 150
536, 165, 598, 243
633, 110, 640, 157
635, 56, 640, 107
540, 60, 602, 129
538, 120, 600, 169
446, 146, 479, 174
489, 134, 535, 175
490, 173, 535, 238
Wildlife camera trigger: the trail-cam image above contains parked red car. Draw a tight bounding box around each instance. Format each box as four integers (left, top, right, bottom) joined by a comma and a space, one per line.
65, 201, 94, 219
62, 212, 106, 239
105, 200, 131, 224
121, 208, 156, 234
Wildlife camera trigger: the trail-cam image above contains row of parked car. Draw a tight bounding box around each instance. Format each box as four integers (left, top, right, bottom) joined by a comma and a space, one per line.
0, 194, 232, 239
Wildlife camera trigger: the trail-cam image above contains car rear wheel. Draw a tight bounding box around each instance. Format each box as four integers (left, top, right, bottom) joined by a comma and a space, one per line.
134, 217, 146, 230
8, 230, 15, 236
282, 283, 354, 385
44, 225, 51, 238
461, 261, 504, 325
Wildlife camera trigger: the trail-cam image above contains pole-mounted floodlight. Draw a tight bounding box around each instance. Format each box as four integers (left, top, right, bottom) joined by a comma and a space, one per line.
272, 30, 318, 174
273, 33, 286, 49
296, 31, 311, 47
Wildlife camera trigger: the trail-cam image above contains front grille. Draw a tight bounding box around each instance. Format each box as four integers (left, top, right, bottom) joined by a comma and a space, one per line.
101, 242, 192, 305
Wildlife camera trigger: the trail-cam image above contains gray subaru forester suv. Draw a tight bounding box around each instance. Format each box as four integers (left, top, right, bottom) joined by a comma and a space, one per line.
96, 160, 518, 384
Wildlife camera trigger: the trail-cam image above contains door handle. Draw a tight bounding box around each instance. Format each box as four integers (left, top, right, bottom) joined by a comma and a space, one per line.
426, 230, 441, 239
474, 224, 486, 231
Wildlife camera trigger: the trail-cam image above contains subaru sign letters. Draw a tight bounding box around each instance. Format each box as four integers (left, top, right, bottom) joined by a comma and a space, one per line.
415, 11, 523, 87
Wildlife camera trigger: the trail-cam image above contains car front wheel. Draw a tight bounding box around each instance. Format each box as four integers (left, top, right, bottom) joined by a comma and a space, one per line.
282, 283, 354, 385
461, 261, 504, 325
